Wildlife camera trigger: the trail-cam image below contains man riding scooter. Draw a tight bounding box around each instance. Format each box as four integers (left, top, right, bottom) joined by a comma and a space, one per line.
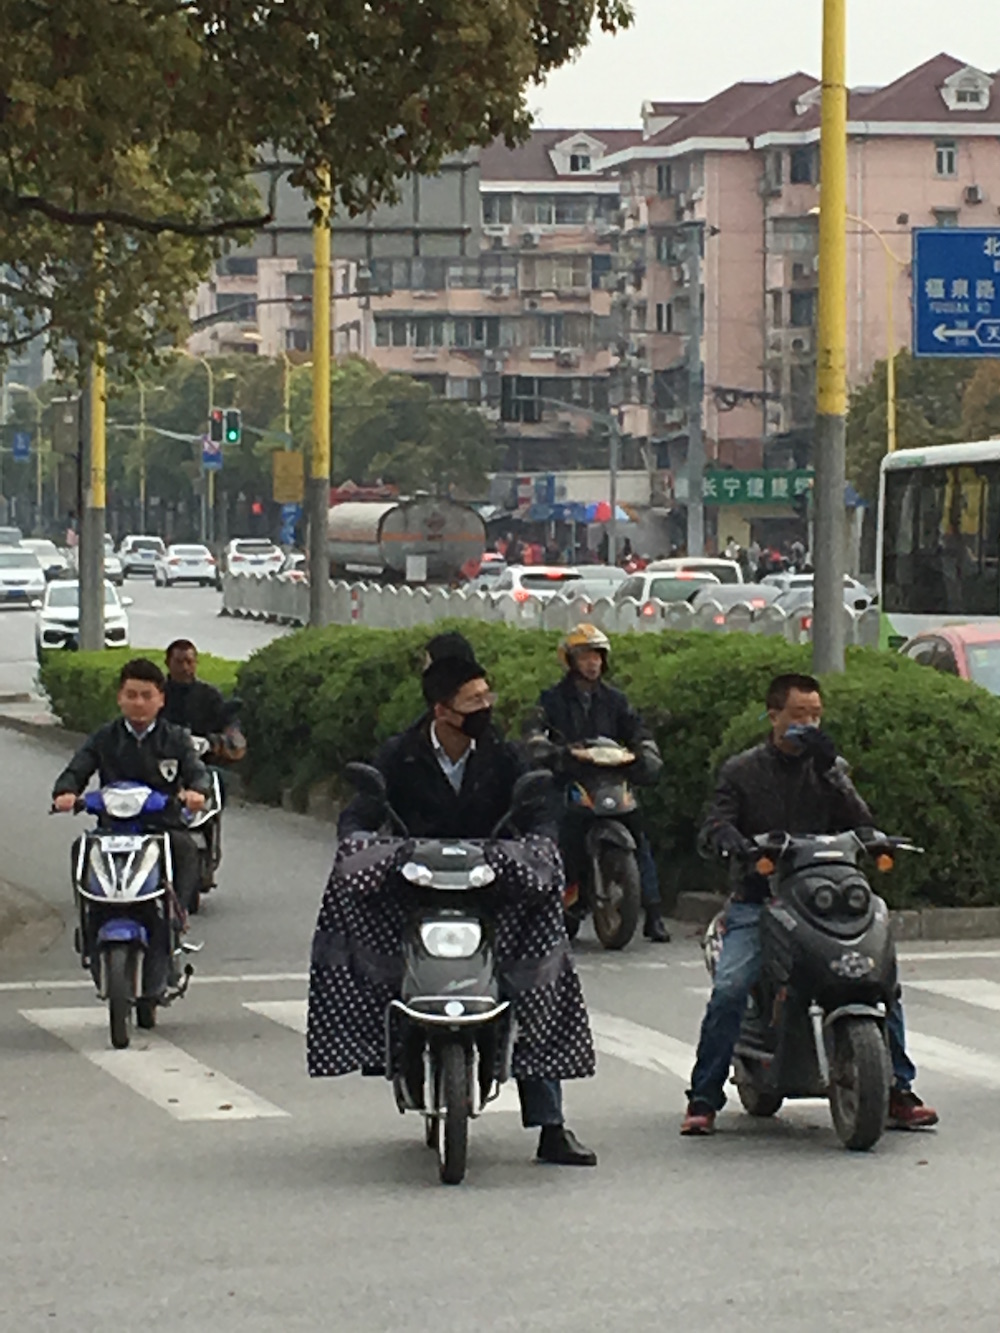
681, 672, 939, 1136
528, 624, 669, 943
321, 652, 598, 1167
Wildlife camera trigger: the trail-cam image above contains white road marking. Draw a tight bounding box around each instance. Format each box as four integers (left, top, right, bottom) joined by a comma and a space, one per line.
900, 950, 1000, 964
589, 1009, 694, 1083
904, 1030, 1000, 1090
0, 971, 309, 994
20, 1007, 289, 1122
907, 978, 1000, 1012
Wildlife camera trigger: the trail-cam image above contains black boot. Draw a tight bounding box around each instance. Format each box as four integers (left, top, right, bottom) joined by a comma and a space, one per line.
536, 1125, 597, 1166
643, 909, 670, 943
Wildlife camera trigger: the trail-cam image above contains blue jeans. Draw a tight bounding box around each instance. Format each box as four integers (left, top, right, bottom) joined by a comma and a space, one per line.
688, 900, 917, 1111
518, 1078, 563, 1127
637, 833, 661, 909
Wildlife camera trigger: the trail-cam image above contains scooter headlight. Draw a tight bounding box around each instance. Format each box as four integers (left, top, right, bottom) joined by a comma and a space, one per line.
419, 920, 482, 959
845, 885, 870, 915
812, 886, 836, 914
401, 862, 434, 887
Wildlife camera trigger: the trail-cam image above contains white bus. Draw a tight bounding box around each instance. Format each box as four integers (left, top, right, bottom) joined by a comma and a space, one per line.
878, 439, 1000, 647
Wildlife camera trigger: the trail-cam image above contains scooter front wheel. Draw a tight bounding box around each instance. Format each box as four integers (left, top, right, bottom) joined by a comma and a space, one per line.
593, 847, 641, 950
437, 1042, 471, 1186
106, 944, 133, 1050
829, 1017, 890, 1152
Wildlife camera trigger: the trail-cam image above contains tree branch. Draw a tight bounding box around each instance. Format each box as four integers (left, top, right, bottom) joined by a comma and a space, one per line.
0, 319, 52, 352
0, 191, 271, 237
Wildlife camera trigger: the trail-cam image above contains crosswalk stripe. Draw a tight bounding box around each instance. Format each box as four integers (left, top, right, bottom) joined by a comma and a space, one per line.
589, 1010, 694, 1083
20, 1007, 290, 1122
907, 978, 1000, 1011
904, 1030, 1000, 1090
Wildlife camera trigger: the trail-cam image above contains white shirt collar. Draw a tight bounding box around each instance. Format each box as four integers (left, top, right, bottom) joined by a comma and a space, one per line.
124, 717, 157, 741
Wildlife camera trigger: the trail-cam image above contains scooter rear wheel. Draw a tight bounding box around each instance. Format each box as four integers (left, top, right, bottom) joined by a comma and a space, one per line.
437, 1042, 471, 1186
735, 1073, 783, 1118
829, 1018, 890, 1152
107, 944, 133, 1050
593, 847, 641, 950
136, 999, 157, 1030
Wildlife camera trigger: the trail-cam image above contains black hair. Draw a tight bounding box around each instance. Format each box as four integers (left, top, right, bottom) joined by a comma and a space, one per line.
422, 656, 487, 708
119, 657, 166, 691
165, 639, 197, 660
766, 672, 822, 712
424, 632, 477, 667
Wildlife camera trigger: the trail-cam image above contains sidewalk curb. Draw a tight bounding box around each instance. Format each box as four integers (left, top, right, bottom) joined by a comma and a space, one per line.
674, 891, 1000, 942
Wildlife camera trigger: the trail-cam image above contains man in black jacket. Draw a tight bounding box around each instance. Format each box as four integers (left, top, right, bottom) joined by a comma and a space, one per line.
52, 657, 210, 912
162, 639, 245, 763
530, 623, 669, 942
681, 672, 938, 1136
339, 653, 597, 1167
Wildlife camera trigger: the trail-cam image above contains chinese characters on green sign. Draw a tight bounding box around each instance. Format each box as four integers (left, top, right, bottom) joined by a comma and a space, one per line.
703, 470, 814, 506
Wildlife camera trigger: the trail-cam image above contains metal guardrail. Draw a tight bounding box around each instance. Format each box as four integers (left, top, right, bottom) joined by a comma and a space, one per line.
221, 573, 881, 647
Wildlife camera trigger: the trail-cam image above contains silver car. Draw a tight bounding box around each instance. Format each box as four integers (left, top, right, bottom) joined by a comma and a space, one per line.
119, 534, 166, 577
154, 543, 220, 588
0, 548, 46, 607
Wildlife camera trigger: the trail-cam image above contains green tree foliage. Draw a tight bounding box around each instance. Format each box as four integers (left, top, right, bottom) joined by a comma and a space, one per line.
845, 351, 980, 500
0, 0, 632, 367
961, 361, 1000, 441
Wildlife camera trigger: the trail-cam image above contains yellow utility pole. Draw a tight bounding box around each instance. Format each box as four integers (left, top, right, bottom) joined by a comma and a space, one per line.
812, 0, 848, 674
308, 167, 332, 627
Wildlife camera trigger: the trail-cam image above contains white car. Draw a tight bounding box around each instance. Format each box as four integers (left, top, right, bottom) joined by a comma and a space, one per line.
489, 565, 584, 604
35, 580, 132, 652
276, 552, 307, 583
119, 534, 166, 578
646, 556, 744, 584
154, 543, 220, 588
225, 538, 284, 576
0, 548, 47, 606
103, 535, 124, 586
19, 539, 71, 581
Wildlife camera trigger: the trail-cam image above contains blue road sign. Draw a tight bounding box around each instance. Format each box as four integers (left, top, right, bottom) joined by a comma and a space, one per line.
201, 435, 223, 471
913, 227, 1000, 357
280, 502, 301, 546
11, 430, 31, 462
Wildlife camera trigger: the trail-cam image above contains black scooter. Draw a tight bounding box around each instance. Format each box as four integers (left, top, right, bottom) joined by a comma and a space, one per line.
704, 830, 920, 1151
345, 763, 551, 1185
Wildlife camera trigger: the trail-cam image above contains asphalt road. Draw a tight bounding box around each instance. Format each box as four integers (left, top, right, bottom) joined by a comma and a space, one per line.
0, 577, 287, 698
4, 726, 1000, 1330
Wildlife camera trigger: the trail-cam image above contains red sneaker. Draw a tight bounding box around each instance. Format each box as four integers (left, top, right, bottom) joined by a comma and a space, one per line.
681, 1102, 717, 1136
887, 1090, 939, 1130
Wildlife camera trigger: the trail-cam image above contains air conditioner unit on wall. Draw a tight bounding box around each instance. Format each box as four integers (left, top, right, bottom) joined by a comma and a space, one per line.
488, 283, 511, 299
965, 184, 984, 205
555, 348, 581, 368
523, 230, 541, 248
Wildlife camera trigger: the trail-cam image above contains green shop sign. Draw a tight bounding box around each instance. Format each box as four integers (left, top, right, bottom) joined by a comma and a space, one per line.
703, 469, 814, 506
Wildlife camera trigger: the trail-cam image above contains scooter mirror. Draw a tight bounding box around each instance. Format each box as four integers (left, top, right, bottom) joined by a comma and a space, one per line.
510, 769, 552, 814
345, 762, 388, 802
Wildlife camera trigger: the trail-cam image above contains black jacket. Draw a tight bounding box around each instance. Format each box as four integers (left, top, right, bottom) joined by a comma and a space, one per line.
537, 675, 653, 748
163, 679, 228, 737
53, 717, 211, 813
701, 739, 874, 902
339, 719, 551, 841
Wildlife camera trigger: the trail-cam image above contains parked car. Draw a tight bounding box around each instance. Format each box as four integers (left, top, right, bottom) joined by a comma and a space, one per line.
774, 581, 873, 616
761, 571, 872, 600
899, 624, 1000, 695
615, 570, 720, 616
0, 525, 23, 546
103, 534, 124, 586
20, 539, 71, 581
0, 548, 46, 606
154, 543, 220, 588
566, 565, 629, 598
225, 537, 284, 577
689, 582, 783, 619
647, 556, 743, 585
119, 534, 166, 578
35, 580, 132, 653
489, 565, 583, 604
276, 552, 307, 584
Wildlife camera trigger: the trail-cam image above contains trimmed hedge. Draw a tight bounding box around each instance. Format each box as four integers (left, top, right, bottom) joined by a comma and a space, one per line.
39, 648, 239, 735
37, 627, 1000, 908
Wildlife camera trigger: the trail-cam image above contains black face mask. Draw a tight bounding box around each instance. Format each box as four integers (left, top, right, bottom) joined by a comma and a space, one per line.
459, 707, 493, 741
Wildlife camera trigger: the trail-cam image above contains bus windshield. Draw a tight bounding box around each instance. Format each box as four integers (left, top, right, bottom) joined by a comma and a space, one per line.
882, 461, 1000, 618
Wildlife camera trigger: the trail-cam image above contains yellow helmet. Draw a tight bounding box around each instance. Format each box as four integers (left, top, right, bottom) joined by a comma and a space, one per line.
558, 623, 611, 670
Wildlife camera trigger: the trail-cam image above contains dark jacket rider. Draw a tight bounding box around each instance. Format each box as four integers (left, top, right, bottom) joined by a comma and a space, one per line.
339, 651, 597, 1169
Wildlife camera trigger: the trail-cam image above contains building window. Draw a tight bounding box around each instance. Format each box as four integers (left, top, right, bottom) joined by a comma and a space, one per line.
656, 163, 672, 197
537, 314, 565, 348
934, 209, 960, 229
956, 88, 983, 105
771, 291, 783, 328
789, 146, 816, 185
482, 193, 513, 225
216, 292, 257, 321
216, 256, 258, 277
789, 289, 816, 328
656, 234, 682, 265
655, 302, 675, 334
413, 318, 445, 348
554, 196, 590, 225
570, 152, 592, 172
770, 151, 784, 186
936, 141, 958, 178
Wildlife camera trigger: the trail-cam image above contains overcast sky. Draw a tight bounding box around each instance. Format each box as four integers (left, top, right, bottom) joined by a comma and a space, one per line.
531, 0, 1000, 127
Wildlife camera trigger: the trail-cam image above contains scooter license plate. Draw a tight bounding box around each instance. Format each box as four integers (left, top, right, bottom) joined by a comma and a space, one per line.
99, 835, 145, 853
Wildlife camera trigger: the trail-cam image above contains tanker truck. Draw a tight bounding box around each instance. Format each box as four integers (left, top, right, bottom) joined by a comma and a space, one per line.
327, 497, 486, 584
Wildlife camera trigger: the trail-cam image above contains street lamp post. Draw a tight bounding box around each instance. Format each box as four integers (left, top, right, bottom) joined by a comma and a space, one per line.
308, 169, 333, 628
7, 383, 44, 529
135, 380, 167, 532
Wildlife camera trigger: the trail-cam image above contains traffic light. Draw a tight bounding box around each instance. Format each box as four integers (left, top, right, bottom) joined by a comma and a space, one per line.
224, 408, 242, 444
209, 408, 224, 444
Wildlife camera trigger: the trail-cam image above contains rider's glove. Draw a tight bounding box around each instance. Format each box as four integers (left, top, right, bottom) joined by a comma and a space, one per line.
799, 727, 838, 775
712, 823, 753, 860
632, 739, 663, 785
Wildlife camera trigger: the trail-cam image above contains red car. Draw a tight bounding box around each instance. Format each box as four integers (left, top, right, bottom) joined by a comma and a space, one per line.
899, 623, 1000, 695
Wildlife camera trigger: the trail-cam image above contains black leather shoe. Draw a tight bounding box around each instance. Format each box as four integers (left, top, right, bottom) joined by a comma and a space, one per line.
643, 910, 671, 943
536, 1125, 597, 1166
